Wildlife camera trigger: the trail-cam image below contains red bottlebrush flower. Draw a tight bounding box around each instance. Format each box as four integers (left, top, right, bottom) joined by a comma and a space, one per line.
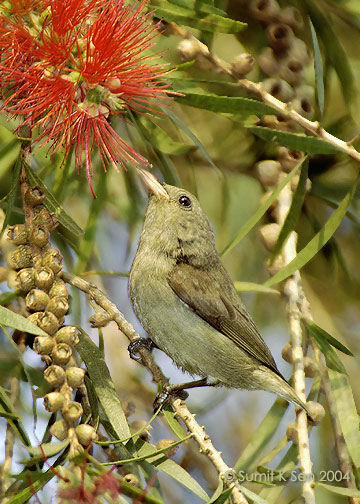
0, 0, 169, 196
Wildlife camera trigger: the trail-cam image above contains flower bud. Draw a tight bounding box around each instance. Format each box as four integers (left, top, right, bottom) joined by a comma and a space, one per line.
42, 249, 63, 273
34, 267, 55, 290
279, 7, 304, 32
49, 278, 68, 298
231, 53, 255, 76
29, 226, 50, 247
156, 438, 178, 458
6, 245, 33, 270
249, 0, 280, 22
38, 311, 60, 335
55, 326, 79, 346
33, 335, 55, 355
66, 367, 86, 388
50, 419, 68, 441
75, 424, 98, 445
26, 289, 50, 311
46, 296, 69, 318
24, 186, 45, 206
256, 160, 281, 187
306, 401, 325, 425
259, 223, 281, 251
62, 401, 83, 423
278, 147, 304, 172
281, 342, 293, 363
262, 78, 294, 103
124, 473, 140, 487
44, 365, 66, 387
6, 224, 28, 245
286, 421, 298, 444
16, 268, 36, 291
303, 356, 318, 378
89, 310, 112, 328
52, 343, 72, 365
44, 391, 65, 412
267, 23, 294, 53
177, 39, 199, 61
279, 56, 305, 86
258, 47, 279, 76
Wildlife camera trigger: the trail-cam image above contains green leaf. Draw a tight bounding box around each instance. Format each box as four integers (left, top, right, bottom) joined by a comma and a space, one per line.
138, 117, 193, 156
248, 126, 342, 154
222, 158, 304, 256
304, 320, 353, 356
0, 306, 47, 336
328, 369, 360, 469
21, 441, 69, 466
264, 182, 356, 287
0, 290, 22, 305
317, 482, 360, 497
0, 386, 31, 447
234, 398, 288, 472
306, 323, 347, 374
149, 0, 246, 33
207, 487, 233, 504
174, 92, 278, 117
163, 405, 187, 439
309, 19, 324, 120
25, 163, 83, 250
0, 154, 21, 238
239, 485, 272, 504
76, 331, 131, 440
234, 282, 279, 295
271, 159, 309, 260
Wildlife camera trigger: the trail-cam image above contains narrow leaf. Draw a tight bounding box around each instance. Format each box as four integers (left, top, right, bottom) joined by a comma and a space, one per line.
163, 405, 187, 439
0, 154, 21, 237
264, 182, 356, 287
0, 306, 47, 336
234, 282, 279, 295
317, 482, 360, 497
271, 159, 309, 260
239, 485, 272, 504
307, 324, 347, 374
207, 487, 233, 504
0, 386, 31, 447
309, 19, 325, 120
304, 320, 353, 356
138, 117, 193, 156
222, 158, 304, 256
248, 126, 342, 154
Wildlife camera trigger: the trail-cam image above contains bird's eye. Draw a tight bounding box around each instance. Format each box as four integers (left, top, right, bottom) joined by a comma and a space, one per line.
178, 195, 192, 208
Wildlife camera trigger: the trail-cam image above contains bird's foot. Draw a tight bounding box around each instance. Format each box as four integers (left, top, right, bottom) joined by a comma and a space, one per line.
153, 385, 189, 412
128, 337, 156, 363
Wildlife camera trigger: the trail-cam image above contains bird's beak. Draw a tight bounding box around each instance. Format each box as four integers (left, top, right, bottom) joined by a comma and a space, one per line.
137, 168, 169, 200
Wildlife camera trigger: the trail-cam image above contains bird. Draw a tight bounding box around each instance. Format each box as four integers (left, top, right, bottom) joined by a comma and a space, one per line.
129, 168, 309, 415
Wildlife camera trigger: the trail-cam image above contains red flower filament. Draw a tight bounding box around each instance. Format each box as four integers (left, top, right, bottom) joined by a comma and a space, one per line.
0, 0, 169, 195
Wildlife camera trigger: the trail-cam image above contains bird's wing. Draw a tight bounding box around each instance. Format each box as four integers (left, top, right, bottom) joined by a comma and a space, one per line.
168, 262, 281, 376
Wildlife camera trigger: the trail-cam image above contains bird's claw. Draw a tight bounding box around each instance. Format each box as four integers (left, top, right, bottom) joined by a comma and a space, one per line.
153, 385, 189, 413
128, 337, 155, 363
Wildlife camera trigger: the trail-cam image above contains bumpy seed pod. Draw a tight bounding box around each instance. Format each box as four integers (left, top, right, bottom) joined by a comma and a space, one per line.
177, 39, 199, 61
261, 115, 293, 131
66, 367, 86, 388
6, 245, 33, 270
24, 185, 45, 206
286, 421, 298, 444
249, 0, 280, 22
32, 205, 58, 230
307, 401, 325, 425
55, 326, 79, 346
303, 356, 318, 378
124, 474, 140, 487
6, 224, 28, 245
290, 97, 313, 119
26, 289, 50, 311
46, 296, 69, 318
259, 223, 281, 251
62, 401, 83, 423
231, 53, 255, 76
34, 267, 55, 290
279, 6, 304, 33
0, 266, 7, 283
156, 438, 179, 458
262, 78, 294, 103
258, 47, 279, 76
288, 38, 311, 65
52, 343, 72, 365
279, 56, 305, 86
278, 147, 304, 172
16, 268, 35, 291
267, 23, 294, 53
50, 419, 68, 441
42, 249, 63, 274
75, 424, 98, 446
49, 278, 68, 298
281, 342, 293, 363
33, 335, 55, 355
38, 311, 60, 335
44, 391, 65, 412
29, 226, 50, 247
256, 160, 281, 187
44, 365, 66, 387
89, 310, 112, 328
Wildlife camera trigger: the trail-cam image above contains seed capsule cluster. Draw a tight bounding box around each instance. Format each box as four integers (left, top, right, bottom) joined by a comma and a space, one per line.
4, 184, 97, 456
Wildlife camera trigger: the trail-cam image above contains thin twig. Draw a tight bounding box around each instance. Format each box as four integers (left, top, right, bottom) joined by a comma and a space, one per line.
169, 23, 360, 165
61, 271, 248, 504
